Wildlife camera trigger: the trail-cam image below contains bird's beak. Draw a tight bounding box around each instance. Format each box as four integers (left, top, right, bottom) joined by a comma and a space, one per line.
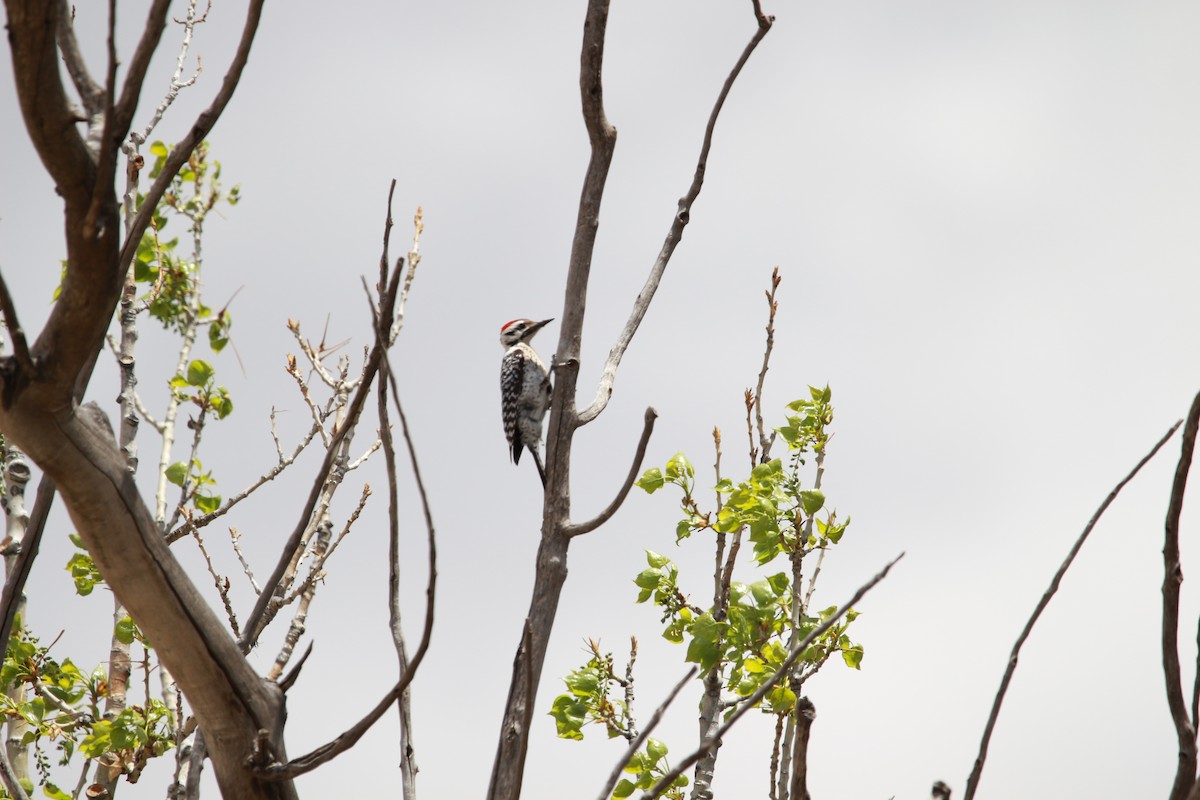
535, 318, 554, 330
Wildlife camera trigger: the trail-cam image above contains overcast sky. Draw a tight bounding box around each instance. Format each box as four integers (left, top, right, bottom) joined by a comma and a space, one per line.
4, 1, 1200, 798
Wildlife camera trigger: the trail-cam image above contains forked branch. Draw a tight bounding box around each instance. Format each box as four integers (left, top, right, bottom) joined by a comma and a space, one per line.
575, 2, 775, 426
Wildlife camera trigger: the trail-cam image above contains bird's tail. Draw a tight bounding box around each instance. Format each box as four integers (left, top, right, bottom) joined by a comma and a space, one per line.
531, 448, 547, 489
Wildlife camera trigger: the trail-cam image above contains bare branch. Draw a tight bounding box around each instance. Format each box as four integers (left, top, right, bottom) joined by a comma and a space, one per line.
239, 267, 403, 650
0, 475, 54, 674
127, 0, 209, 149
575, 4, 775, 425
376, 243, 419, 796
593, 667, 697, 800
54, 0, 103, 115
165, 413, 321, 543
256, 369, 438, 780
639, 553, 903, 800
1164, 393, 1200, 800
189, 523, 240, 637
0, 269, 34, 383
111, 0, 173, 139
566, 407, 657, 537
963, 418, 1184, 800
278, 641, 313, 694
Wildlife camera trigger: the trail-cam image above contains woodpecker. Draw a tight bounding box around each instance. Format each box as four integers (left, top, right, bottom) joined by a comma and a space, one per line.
500, 318, 554, 487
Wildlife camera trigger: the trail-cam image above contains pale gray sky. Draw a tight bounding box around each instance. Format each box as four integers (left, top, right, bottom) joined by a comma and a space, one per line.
3, 1, 1200, 798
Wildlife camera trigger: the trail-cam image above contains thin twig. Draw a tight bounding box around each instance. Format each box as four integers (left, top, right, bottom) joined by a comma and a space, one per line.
753, 267, 781, 461
55, 0, 103, 115
239, 268, 403, 650
962, 419, 1184, 800
566, 407, 658, 536
639, 553, 903, 800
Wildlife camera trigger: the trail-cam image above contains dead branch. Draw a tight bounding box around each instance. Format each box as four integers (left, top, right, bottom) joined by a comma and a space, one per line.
240, 267, 403, 650
963, 418, 1184, 800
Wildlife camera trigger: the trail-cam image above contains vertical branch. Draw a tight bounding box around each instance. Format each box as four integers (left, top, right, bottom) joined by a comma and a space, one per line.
374, 189, 420, 798
752, 268, 780, 461
785, 699, 814, 800
0, 449, 32, 792
1164, 392, 1200, 800
490, 2, 774, 798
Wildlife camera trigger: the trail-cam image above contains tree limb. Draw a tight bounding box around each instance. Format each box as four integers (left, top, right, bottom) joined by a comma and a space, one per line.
54, 0, 103, 115
962, 418, 1184, 800
575, 2, 774, 426
566, 407, 657, 537
0, 269, 35, 381
1164, 393, 1200, 800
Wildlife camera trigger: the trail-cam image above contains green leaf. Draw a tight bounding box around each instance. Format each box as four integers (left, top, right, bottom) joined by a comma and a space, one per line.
613, 779, 636, 799
646, 738, 668, 761
195, 494, 221, 514
766, 684, 797, 713
633, 569, 663, 592
766, 572, 789, 596
165, 462, 188, 487
645, 550, 670, 569
186, 359, 214, 387
43, 782, 71, 800
114, 616, 137, 645
665, 452, 693, 481
211, 387, 234, 419
800, 490, 825, 516
636, 468, 664, 493
549, 695, 588, 741
149, 141, 168, 158
841, 643, 864, 669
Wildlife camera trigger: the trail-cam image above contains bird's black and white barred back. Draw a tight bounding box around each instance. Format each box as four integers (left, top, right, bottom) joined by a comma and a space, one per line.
499, 318, 554, 487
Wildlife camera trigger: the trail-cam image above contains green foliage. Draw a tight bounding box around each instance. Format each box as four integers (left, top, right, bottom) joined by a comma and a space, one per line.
557, 392, 865, 790
1, 624, 173, 795
634, 394, 864, 693
612, 739, 688, 800
549, 643, 633, 741
65, 534, 103, 597
164, 456, 222, 514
